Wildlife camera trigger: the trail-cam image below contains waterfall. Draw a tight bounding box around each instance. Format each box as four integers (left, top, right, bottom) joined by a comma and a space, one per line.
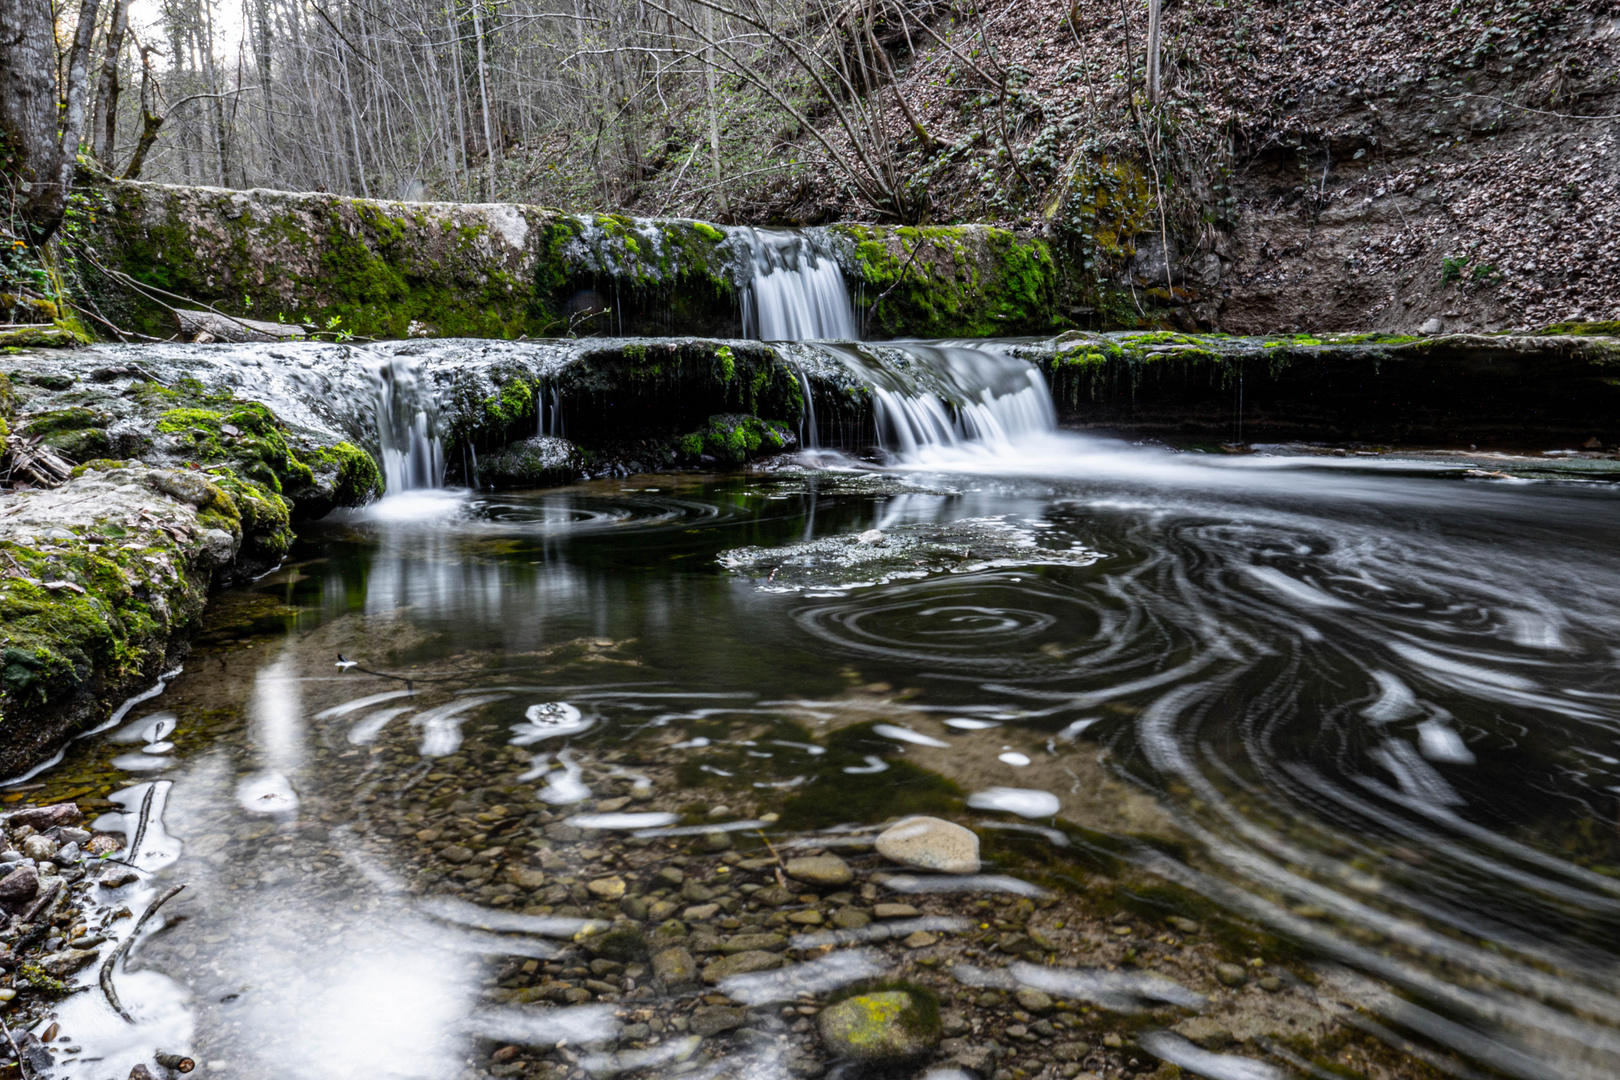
372, 357, 445, 491
737, 228, 857, 341
808, 341, 1057, 462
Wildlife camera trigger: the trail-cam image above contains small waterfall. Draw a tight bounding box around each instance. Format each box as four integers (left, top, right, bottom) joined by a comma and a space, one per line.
537, 384, 563, 438
811, 341, 1057, 461
737, 228, 857, 341
794, 366, 820, 451
372, 357, 445, 491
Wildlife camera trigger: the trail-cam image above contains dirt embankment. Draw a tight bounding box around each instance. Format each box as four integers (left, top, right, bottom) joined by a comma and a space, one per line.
759, 0, 1620, 335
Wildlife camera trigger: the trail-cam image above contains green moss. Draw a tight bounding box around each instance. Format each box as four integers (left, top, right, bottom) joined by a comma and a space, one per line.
1537, 320, 1620, 337
23, 407, 111, 459
295, 441, 382, 506
677, 413, 793, 465
837, 224, 1059, 338
692, 222, 725, 242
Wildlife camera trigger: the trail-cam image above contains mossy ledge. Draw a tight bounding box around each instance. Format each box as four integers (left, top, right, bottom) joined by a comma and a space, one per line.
1034, 330, 1620, 446
68, 179, 1059, 341
0, 359, 382, 778
830, 224, 1062, 339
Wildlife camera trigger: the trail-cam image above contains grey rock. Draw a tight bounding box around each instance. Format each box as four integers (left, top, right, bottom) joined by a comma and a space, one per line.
874, 816, 980, 874
0, 864, 39, 909
719, 932, 786, 954
702, 949, 782, 983
1214, 962, 1248, 987
651, 946, 698, 984
691, 1006, 747, 1037
1015, 989, 1053, 1014
4, 804, 83, 831
478, 436, 584, 489
20, 835, 58, 863
38, 948, 99, 977
784, 854, 853, 887
98, 867, 140, 893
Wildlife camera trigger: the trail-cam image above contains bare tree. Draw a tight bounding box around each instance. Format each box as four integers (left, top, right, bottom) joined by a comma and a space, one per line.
1, 0, 104, 240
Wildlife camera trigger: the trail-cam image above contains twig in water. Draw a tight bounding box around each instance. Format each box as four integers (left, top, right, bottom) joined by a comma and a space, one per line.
100, 883, 186, 1023
0, 1004, 30, 1080
127, 783, 156, 867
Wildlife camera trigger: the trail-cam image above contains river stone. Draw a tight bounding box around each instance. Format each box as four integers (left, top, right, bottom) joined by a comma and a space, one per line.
0, 864, 39, 910
38, 948, 98, 978
785, 854, 853, 887
478, 436, 584, 488
702, 949, 782, 983
875, 816, 979, 874
20, 835, 58, 862
720, 933, 786, 954
1015, 988, 1053, 1014
587, 876, 627, 901
817, 990, 942, 1063
651, 946, 698, 984
4, 803, 82, 831
832, 908, 871, 929
691, 1006, 747, 1037
1214, 962, 1248, 987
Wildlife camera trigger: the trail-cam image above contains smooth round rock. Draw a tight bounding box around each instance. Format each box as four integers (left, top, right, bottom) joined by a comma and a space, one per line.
1214, 962, 1249, 987
874, 816, 980, 874
587, 876, 627, 901
817, 990, 942, 1063
784, 854, 853, 887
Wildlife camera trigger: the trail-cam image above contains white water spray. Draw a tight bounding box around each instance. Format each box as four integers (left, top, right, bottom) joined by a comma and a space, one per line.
737, 228, 857, 341
372, 357, 446, 491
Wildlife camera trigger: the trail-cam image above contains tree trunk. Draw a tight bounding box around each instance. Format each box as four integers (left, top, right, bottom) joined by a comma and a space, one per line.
121, 48, 165, 180
0, 0, 61, 237
1, 0, 102, 241
702, 3, 728, 217
93, 0, 133, 165
1145, 0, 1161, 104
472, 0, 496, 199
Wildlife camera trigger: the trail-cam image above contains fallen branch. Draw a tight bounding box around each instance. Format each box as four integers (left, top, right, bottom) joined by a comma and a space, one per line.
100, 883, 186, 1024
0, 1006, 29, 1080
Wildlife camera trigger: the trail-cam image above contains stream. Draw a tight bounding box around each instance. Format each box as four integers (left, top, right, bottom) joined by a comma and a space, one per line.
6, 233, 1620, 1080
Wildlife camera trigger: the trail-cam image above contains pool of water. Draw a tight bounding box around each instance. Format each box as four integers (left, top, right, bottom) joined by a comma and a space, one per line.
15, 434, 1620, 1080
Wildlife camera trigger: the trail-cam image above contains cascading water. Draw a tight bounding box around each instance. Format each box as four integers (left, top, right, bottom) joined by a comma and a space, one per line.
371, 357, 446, 491
736, 227, 857, 341
802, 340, 1058, 462
727, 227, 1055, 460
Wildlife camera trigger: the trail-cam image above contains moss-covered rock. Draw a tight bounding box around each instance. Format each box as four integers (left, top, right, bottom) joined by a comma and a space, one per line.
677, 413, 796, 465
65, 179, 1068, 343
0, 326, 85, 350
1034, 330, 1620, 446
0, 463, 244, 778
477, 435, 584, 488
817, 988, 942, 1063
832, 224, 1061, 339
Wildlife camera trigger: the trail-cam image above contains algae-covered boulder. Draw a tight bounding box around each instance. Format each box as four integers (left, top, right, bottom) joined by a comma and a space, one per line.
678, 413, 796, 465
477, 435, 584, 488
817, 988, 943, 1063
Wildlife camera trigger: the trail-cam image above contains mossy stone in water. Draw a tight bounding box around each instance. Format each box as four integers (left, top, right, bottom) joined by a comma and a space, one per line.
817, 990, 942, 1063
477, 435, 584, 488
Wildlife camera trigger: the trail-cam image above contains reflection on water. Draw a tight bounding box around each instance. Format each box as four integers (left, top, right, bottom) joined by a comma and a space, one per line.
20, 435, 1620, 1080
